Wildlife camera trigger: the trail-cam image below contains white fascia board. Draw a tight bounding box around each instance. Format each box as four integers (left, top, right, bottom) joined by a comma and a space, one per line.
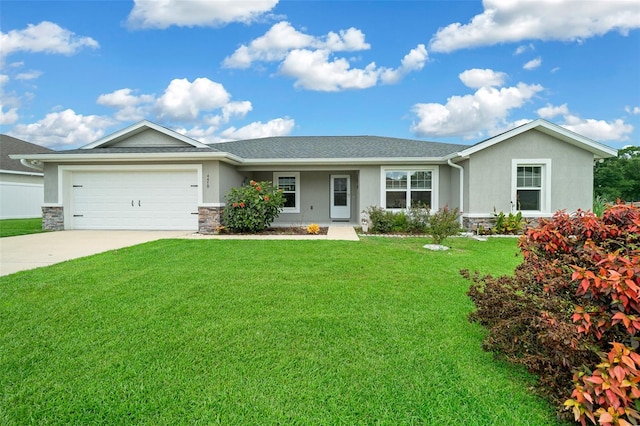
81, 120, 210, 149
9, 151, 244, 164
240, 157, 447, 167
459, 119, 617, 159
0, 168, 44, 177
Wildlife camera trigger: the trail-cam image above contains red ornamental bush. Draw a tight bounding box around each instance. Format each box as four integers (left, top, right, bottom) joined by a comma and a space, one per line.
466, 203, 640, 424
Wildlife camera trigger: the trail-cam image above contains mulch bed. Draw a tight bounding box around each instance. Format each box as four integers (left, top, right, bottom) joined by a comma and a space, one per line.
224, 226, 329, 236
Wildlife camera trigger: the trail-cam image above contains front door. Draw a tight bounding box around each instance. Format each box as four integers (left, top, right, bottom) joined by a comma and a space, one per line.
330, 175, 350, 220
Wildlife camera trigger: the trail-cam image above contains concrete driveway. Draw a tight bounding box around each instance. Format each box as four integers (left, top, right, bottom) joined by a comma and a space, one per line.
0, 230, 189, 277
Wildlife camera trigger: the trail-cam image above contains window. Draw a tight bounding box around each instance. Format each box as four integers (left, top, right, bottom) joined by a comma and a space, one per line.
384, 169, 433, 209
516, 166, 541, 210
274, 172, 300, 213
512, 160, 551, 213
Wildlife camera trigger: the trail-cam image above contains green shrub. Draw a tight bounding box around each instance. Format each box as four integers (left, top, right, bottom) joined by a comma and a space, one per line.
427, 206, 461, 244
222, 180, 285, 233
391, 211, 409, 232
365, 206, 395, 234
407, 206, 430, 233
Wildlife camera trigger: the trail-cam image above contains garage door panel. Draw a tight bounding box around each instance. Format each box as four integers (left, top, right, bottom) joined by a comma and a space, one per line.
70, 169, 198, 230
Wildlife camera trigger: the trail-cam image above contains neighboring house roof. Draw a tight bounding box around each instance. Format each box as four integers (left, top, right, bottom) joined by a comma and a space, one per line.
0, 134, 54, 175
213, 136, 470, 160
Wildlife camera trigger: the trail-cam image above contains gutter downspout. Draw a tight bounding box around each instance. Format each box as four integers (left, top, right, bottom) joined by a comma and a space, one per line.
20, 159, 44, 172
447, 158, 464, 228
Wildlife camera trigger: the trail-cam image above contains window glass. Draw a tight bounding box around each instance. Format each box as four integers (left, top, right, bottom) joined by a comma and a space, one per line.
411, 171, 431, 189
385, 170, 433, 209
386, 171, 407, 189
275, 174, 299, 211
517, 189, 540, 211
386, 191, 407, 209
410, 191, 431, 208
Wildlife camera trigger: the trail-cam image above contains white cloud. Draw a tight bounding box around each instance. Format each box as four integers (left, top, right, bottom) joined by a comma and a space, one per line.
410, 75, 543, 138
0, 106, 19, 125
625, 106, 640, 115
430, 0, 640, 53
95, 79, 288, 144
223, 21, 370, 69
562, 115, 633, 142
537, 103, 634, 141
380, 44, 428, 84
537, 103, 570, 119
224, 21, 424, 91
514, 43, 535, 55
127, 0, 279, 29
9, 109, 114, 148
459, 68, 506, 89
0, 21, 98, 60
523, 57, 542, 70
15, 70, 43, 80
279, 49, 380, 91
97, 88, 155, 121
219, 117, 295, 141
156, 78, 231, 121
279, 44, 427, 92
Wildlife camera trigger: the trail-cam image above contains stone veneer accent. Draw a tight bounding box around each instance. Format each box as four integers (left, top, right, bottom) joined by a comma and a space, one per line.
42, 206, 64, 231
198, 206, 224, 234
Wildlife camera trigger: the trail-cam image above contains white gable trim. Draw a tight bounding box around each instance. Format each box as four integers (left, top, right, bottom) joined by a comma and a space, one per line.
81, 120, 210, 149
458, 119, 617, 159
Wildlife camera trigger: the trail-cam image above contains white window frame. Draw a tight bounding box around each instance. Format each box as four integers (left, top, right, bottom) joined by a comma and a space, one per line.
511, 159, 551, 215
273, 172, 300, 213
380, 167, 438, 211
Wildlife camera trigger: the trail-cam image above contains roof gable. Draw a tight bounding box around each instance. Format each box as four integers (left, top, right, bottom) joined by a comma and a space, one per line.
459, 119, 617, 159
81, 120, 210, 149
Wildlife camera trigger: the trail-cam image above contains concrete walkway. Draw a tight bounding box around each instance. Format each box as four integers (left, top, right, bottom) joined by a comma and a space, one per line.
0, 226, 359, 277
184, 225, 359, 241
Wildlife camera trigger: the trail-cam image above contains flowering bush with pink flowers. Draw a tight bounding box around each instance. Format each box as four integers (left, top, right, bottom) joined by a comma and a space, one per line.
222, 180, 285, 233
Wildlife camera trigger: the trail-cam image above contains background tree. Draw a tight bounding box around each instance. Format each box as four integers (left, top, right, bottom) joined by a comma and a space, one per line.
594, 146, 640, 202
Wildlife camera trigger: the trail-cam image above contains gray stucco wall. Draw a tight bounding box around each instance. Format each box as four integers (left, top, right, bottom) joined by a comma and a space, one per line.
43, 163, 59, 204
467, 129, 594, 216
108, 129, 191, 148
250, 170, 359, 225
216, 161, 244, 205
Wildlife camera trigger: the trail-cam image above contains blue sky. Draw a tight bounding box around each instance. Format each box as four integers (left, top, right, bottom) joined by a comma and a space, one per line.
1, 0, 639, 150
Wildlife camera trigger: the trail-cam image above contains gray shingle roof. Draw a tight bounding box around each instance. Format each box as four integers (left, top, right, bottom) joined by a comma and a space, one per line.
212, 136, 470, 159
54, 146, 221, 154
1, 134, 54, 173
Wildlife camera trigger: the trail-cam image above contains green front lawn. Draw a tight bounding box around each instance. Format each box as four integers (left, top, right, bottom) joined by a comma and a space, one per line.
0, 218, 46, 238
0, 237, 566, 425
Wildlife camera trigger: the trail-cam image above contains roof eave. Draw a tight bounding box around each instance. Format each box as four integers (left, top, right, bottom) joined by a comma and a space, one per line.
9, 151, 244, 165
240, 157, 448, 166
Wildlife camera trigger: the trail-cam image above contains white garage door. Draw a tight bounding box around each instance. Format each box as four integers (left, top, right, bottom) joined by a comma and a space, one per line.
70, 169, 199, 230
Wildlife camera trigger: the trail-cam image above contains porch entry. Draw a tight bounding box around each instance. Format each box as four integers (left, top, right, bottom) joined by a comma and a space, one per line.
330, 175, 351, 220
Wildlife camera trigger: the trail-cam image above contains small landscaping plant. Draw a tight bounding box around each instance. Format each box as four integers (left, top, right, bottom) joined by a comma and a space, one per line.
427, 206, 461, 244
306, 223, 320, 234
465, 203, 640, 425
222, 180, 285, 233
493, 209, 525, 234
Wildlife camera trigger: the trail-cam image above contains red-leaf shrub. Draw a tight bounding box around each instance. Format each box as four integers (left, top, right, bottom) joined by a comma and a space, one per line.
466, 203, 640, 424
